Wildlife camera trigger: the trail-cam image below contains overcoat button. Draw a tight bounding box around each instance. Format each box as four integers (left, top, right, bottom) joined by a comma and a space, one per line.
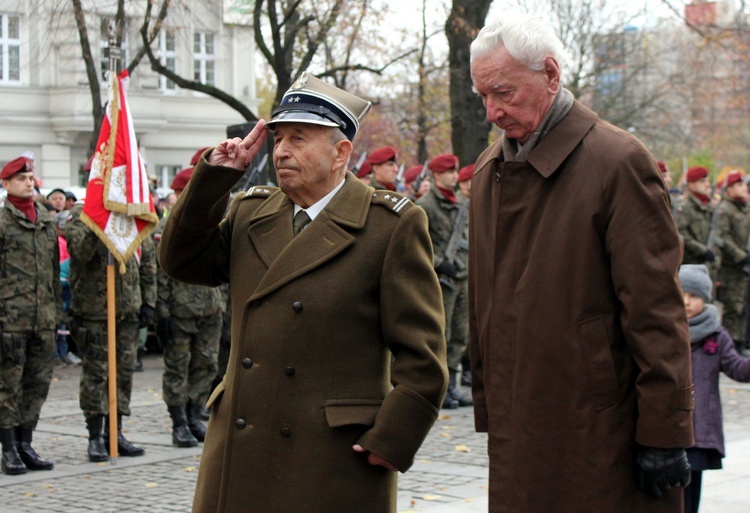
292, 301, 303, 313
280, 427, 291, 437
242, 357, 253, 369
236, 418, 246, 430
284, 367, 295, 376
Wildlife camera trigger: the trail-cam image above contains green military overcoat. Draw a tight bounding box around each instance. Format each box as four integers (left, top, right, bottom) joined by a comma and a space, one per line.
469, 100, 694, 513
159, 159, 448, 513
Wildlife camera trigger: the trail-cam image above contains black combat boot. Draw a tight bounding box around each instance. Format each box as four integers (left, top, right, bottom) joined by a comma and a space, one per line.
135, 348, 144, 372
168, 406, 198, 448
104, 414, 145, 457
0, 427, 27, 475
86, 415, 108, 462
460, 355, 472, 387
16, 427, 53, 470
442, 392, 459, 409
447, 371, 473, 407
186, 401, 207, 442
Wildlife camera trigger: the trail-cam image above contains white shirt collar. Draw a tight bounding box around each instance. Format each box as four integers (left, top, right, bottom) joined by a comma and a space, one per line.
293, 176, 346, 221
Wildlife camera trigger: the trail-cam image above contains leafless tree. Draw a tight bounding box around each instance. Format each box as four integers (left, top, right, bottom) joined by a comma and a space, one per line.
446, 0, 493, 166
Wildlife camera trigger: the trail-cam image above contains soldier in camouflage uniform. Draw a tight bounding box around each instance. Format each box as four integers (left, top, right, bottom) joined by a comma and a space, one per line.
716, 170, 750, 352
0, 157, 62, 475
153, 168, 221, 447
676, 166, 716, 266
456, 164, 473, 387
416, 154, 472, 409
367, 147, 399, 191
66, 203, 157, 462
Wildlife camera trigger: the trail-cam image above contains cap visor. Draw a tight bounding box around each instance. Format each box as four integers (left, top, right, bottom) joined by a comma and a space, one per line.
267, 110, 340, 129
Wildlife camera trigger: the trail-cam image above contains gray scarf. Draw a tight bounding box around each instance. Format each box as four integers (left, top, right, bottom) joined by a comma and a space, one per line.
502, 87, 575, 163
688, 304, 721, 343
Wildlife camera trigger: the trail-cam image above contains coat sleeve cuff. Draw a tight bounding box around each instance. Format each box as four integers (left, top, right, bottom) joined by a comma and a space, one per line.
636, 383, 694, 448
356, 385, 439, 472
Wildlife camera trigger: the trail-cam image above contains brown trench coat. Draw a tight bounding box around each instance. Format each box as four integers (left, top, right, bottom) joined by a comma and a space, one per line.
159, 160, 448, 513
469, 101, 694, 513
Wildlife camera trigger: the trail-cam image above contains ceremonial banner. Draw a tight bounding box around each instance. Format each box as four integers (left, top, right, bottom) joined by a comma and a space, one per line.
82, 70, 158, 272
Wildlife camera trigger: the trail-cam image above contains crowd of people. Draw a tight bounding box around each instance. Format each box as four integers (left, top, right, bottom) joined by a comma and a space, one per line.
0, 148, 232, 472
2, 10, 750, 513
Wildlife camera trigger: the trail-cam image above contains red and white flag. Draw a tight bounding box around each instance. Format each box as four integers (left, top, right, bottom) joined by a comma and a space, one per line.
82, 70, 158, 272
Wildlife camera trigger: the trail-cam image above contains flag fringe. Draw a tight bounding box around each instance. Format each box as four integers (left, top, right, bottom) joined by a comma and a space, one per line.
80, 211, 156, 275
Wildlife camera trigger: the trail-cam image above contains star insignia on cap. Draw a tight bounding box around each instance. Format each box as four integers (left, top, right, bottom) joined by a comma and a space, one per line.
289, 96, 301, 103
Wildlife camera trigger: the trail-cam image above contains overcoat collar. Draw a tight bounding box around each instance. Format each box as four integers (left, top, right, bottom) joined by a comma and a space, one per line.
474, 100, 598, 179
246, 172, 371, 301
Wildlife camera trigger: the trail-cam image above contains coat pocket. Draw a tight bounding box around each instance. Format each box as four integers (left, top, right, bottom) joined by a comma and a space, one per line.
578, 316, 620, 411
323, 399, 382, 428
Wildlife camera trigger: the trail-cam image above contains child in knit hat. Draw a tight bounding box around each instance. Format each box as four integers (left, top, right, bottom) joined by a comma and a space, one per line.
679, 264, 750, 513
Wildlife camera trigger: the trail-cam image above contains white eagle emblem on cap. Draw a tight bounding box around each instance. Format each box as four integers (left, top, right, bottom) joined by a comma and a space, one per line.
291, 73, 309, 91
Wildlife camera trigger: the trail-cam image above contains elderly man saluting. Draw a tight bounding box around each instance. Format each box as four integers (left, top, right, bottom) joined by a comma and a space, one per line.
158, 73, 448, 513
468, 12, 694, 513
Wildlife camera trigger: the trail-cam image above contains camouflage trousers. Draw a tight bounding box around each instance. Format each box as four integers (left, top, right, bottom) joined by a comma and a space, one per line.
441, 278, 469, 373
0, 330, 54, 429
163, 313, 220, 407
719, 269, 748, 342
72, 317, 139, 417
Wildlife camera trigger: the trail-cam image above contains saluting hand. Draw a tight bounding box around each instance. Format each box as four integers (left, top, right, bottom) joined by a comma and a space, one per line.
208, 119, 268, 170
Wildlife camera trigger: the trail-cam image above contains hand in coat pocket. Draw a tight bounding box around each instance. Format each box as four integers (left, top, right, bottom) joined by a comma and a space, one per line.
352, 444, 397, 471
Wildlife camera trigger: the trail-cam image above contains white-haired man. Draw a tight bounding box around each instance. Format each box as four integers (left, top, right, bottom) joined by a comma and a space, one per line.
468, 13, 694, 513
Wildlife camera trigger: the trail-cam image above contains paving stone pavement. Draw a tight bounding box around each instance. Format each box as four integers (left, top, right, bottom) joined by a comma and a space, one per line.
1, 355, 749, 512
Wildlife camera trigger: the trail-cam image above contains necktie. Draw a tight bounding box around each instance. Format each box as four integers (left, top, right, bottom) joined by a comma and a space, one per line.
293, 210, 311, 236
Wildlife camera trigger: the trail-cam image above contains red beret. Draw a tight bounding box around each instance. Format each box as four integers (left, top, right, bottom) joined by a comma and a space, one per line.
170, 167, 194, 191
656, 161, 668, 174
0, 157, 33, 180
356, 161, 371, 179
725, 170, 743, 188
404, 165, 423, 184
458, 164, 474, 182
686, 166, 708, 182
190, 147, 211, 166
429, 154, 459, 173
367, 147, 397, 165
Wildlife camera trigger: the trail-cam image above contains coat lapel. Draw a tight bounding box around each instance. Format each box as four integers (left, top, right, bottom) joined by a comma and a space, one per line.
247, 173, 371, 301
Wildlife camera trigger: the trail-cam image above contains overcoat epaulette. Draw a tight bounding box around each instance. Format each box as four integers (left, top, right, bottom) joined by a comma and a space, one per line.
242, 185, 278, 200
369, 189, 413, 216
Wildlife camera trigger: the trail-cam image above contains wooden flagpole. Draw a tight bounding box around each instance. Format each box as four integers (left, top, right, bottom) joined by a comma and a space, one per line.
107, 21, 121, 462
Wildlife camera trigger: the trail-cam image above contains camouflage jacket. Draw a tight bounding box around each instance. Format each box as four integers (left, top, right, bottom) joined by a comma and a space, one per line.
153, 217, 223, 320
0, 200, 63, 331
676, 192, 713, 264
717, 198, 750, 270
415, 184, 469, 280
66, 204, 157, 321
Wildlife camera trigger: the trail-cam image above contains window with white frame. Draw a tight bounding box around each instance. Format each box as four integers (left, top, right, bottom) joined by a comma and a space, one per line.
193, 32, 215, 86
0, 14, 21, 84
99, 17, 128, 79
158, 165, 181, 189
158, 29, 177, 91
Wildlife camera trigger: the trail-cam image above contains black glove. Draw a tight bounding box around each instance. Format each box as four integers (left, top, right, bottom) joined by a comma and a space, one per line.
703, 249, 715, 263
138, 305, 155, 328
156, 317, 173, 346
635, 447, 691, 499
436, 260, 459, 279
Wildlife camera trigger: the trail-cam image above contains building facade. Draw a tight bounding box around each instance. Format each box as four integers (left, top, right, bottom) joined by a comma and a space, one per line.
0, 0, 259, 190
